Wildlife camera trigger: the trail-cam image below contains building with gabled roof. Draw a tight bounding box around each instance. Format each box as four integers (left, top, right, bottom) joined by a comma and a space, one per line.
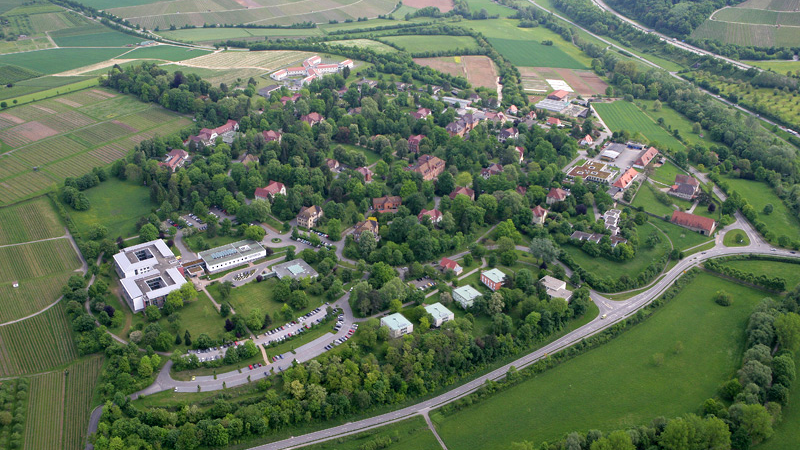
300, 112, 323, 126
410, 107, 432, 120
373, 196, 402, 213
612, 168, 639, 189
297, 205, 323, 229
515, 146, 524, 164
408, 134, 425, 153
546, 187, 569, 205
353, 218, 379, 241
408, 155, 445, 181
548, 90, 569, 101
670, 211, 716, 235
255, 180, 286, 200
356, 166, 373, 182
185, 120, 239, 146
668, 174, 700, 200
439, 257, 463, 276
498, 127, 519, 142
580, 134, 594, 146
633, 146, 658, 169
481, 163, 504, 179
159, 149, 188, 172
418, 208, 442, 224
450, 186, 475, 200
262, 130, 282, 143
532, 205, 548, 225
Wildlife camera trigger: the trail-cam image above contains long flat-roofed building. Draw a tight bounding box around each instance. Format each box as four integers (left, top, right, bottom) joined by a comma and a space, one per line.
199, 240, 266, 273
113, 239, 184, 312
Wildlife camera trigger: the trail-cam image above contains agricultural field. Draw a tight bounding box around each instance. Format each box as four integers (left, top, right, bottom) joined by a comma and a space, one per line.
104, 0, 398, 30
328, 39, 397, 53
0, 302, 78, 376
61, 356, 104, 450
561, 223, 670, 283
692, 4, 800, 48
464, 0, 517, 17
413, 55, 498, 88
433, 272, 769, 449
69, 178, 154, 239
0, 48, 128, 75
636, 99, 722, 149
300, 416, 440, 450
0, 88, 191, 206
382, 35, 480, 53
0, 196, 63, 245
402, 0, 454, 12
159, 26, 324, 44
177, 50, 315, 70
722, 175, 800, 243
593, 101, 685, 152
121, 45, 212, 62
0, 75, 94, 101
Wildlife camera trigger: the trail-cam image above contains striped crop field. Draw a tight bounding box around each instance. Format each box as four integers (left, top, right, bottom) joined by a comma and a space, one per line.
179, 50, 314, 70
593, 101, 685, 152
0, 303, 78, 376
0, 238, 80, 283
24, 371, 65, 450
0, 196, 63, 245
62, 356, 104, 450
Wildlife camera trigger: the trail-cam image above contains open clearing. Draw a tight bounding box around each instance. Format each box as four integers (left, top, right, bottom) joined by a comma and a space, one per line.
69, 178, 154, 239
433, 272, 770, 449
328, 39, 397, 53
104, 0, 398, 30
413, 55, 498, 88
593, 101, 685, 152
0, 88, 191, 206
719, 258, 800, 290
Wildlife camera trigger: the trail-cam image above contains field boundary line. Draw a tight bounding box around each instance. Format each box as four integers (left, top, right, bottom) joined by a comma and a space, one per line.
0, 234, 67, 249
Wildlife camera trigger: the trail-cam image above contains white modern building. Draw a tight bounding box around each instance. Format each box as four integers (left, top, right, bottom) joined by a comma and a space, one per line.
381, 313, 414, 338
540, 275, 573, 302
452, 285, 482, 309
424, 302, 455, 327
113, 239, 185, 312
199, 240, 267, 273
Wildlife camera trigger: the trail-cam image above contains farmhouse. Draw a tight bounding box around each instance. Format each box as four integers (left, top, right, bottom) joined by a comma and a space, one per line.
255, 181, 286, 200
199, 240, 267, 274
356, 166, 373, 182
424, 302, 455, 327
612, 168, 639, 189
381, 313, 414, 338
453, 285, 482, 309
567, 161, 615, 184
262, 130, 282, 143
297, 205, 323, 228
113, 239, 184, 313
373, 196, 402, 213
408, 155, 445, 181
353, 219, 379, 241
159, 149, 188, 172
481, 268, 506, 291
481, 163, 504, 179
548, 90, 570, 101
546, 187, 570, 205
450, 186, 475, 200
671, 211, 716, 235
408, 134, 425, 153
272, 259, 319, 280
185, 119, 239, 146
418, 208, 443, 223
439, 257, 463, 276
540, 275, 572, 302
633, 146, 659, 168
532, 205, 548, 225
668, 174, 700, 200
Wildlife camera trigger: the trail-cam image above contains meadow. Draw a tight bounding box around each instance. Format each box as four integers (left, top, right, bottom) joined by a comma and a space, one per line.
0, 75, 95, 101
648, 160, 685, 186
382, 35, 480, 53
207, 275, 325, 323
764, 354, 800, 449
0, 196, 63, 245
0, 48, 127, 75
160, 27, 324, 43
0, 89, 191, 206
0, 303, 78, 376
719, 259, 800, 290
327, 39, 397, 53
464, 0, 516, 17
122, 45, 213, 61
648, 217, 714, 250
69, 178, 154, 239
300, 416, 440, 450
593, 101, 685, 152
723, 175, 800, 243
562, 223, 670, 281
631, 182, 690, 218
433, 272, 770, 449
637, 99, 722, 149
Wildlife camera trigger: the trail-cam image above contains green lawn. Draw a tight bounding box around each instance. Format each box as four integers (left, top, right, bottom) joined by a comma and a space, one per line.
649, 218, 713, 251
593, 101, 685, 152
723, 229, 750, 247
433, 272, 771, 450
69, 178, 153, 239
637, 99, 721, 149
562, 223, 670, 281
718, 259, 800, 291
649, 160, 685, 185
206, 276, 325, 321
300, 416, 440, 450
382, 35, 480, 53
184, 233, 243, 253
0, 48, 127, 75
723, 175, 800, 244
335, 143, 381, 165
464, 0, 517, 17
632, 183, 683, 218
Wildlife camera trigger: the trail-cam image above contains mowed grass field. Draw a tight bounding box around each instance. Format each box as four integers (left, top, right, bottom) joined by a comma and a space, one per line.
69, 178, 154, 239
0, 89, 191, 206
300, 416, 441, 450
23, 356, 103, 450
0, 196, 63, 245
0, 303, 78, 376
723, 175, 800, 244
433, 272, 770, 449
593, 101, 685, 152
0, 237, 82, 323
382, 35, 480, 53
718, 259, 800, 290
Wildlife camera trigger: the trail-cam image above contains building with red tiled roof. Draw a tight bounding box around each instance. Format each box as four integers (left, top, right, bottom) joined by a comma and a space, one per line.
546, 187, 569, 205
439, 257, 463, 276
498, 127, 519, 142
410, 108, 432, 120
548, 90, 569, 101
262, 130, 282, 143
353, 219, 379, 241
418, 208, 442, 224
546, 117, 562, 127
515, 146, 524, 164
449, 186, 475, 200
408, 134, 425, 153
185, 120, 239, 146
633, 146, 659, 169
612, 168, 639, 189
580, 134, 593, 146
255, 181, 286, 201
356, 166, 373, 182
325, 158, 340, 172
532, 205, 548, 225
373, 196, 402, 213
670, 211, 716, 235
481, 163, 504, 179
408, 155, 445, 181
159, 149, 188, 172
300, 112, 323, 126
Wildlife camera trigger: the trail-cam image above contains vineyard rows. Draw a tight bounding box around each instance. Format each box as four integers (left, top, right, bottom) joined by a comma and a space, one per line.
0, 303, 78, 377
0, 238, 80, 283
62, 356, 103, 450
0, 273, 72, 324
24, 371, 63, 450
13, 135, 87, 167
0, 197, 62, 245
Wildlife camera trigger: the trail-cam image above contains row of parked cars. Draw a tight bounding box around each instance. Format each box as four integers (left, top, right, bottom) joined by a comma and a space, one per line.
309, 229, 330, 239
325, 318, 357, 350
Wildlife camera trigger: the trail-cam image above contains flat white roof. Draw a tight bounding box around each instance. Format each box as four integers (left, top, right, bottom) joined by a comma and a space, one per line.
424, 302, 454, 319
381, 313, 413, 330
453, 285, 482, 301
482, 268, 506, 284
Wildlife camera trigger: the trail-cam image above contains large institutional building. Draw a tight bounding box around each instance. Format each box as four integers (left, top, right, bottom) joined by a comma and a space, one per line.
113, 239, 185, 313
271, 55, 354, 85
198, 240, 267, 273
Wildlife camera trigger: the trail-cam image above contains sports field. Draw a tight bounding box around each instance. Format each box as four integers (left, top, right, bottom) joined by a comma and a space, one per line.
382, 35, 480, 53
593, 101, 685, 152
0, 88, 191, 206
433, 272, 769, 449
0, 302, 78, 376
104, 0, 398, 30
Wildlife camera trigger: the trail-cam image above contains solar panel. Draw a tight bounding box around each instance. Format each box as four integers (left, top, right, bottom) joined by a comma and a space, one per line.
211, 248, 238, 259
